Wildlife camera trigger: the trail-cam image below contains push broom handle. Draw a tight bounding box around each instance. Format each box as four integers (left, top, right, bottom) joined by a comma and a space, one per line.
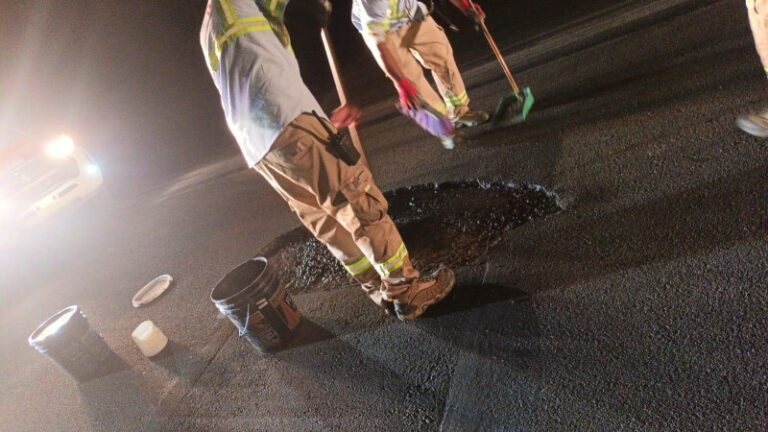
467, 0, 521, 95
320, 27, 369, 168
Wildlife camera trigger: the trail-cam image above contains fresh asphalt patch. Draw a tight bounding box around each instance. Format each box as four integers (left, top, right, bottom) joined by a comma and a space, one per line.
259, 181, 562, 295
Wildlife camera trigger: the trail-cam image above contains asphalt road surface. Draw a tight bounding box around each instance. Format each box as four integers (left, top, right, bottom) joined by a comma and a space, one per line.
1, 0, 767, 431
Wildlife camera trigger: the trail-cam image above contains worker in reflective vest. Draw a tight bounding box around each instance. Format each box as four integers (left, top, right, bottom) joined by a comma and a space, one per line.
738, 0, 768, 136
352, 0, 489, 130
200, 0, 455, 320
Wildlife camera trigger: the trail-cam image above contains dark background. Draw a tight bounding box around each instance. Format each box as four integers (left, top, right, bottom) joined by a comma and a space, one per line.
0, 0, 616, 195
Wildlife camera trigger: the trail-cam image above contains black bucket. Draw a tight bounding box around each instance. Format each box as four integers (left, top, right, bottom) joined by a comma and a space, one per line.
211, 257, 302, 353
28, 306, 116, 382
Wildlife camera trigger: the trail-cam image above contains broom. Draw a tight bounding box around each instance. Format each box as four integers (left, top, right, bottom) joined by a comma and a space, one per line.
467, 0, 535, 126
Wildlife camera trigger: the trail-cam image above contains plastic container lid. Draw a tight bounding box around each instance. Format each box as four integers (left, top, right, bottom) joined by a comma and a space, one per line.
132, 275, 173, 308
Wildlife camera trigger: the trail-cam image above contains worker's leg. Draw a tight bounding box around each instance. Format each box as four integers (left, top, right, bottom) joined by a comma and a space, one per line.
255, 160, 385, 305
256, 114, 421, 300
364, 31, 448, 114
737, 0, 768, 137
406, 17, 470, 117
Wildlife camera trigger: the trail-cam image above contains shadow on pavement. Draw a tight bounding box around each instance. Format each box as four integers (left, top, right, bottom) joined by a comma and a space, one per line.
158, 318, 444, 430
506, 162, 768, 295
418, 288, 544, 430
419, 283, 542, 363
426, 281, 532, 318
272, 326, 445, 429
151, 341, 208, 384
78, 357, 155, 432
279, 318, 337, 351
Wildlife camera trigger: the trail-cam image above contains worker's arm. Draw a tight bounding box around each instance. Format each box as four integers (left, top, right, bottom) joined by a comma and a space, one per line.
447, 0, 485, 22
376, 41, 420, 109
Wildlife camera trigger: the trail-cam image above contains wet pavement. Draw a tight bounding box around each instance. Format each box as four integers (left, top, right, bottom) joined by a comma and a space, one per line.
2, 0, 768, 431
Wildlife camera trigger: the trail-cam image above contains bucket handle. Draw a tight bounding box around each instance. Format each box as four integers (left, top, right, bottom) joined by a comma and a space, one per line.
238, 304, 251, 338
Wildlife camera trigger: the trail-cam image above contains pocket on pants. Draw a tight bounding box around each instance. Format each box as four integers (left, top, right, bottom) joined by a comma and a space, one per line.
273, 139, 313, 166
339, 171, 388, 226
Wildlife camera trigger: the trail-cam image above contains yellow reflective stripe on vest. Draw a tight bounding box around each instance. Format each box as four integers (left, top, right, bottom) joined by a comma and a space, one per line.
216, 16, 271, 46
374, 243, 408, 278
208, 1, 292, 71
344, 256, 373, 277
390, 0, 400, 19
209, 45, 221, 71
217, 0, 238, 25
367, 0, 409, 34
268, 0, 288, 19
209, 16, 271, 71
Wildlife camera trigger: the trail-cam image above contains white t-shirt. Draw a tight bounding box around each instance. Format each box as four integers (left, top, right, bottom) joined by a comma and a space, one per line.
351, 0, 425, 42
201, 0, 324, 167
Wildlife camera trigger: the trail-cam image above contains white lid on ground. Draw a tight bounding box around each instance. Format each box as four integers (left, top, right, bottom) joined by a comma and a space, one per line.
132, 274, 173, 308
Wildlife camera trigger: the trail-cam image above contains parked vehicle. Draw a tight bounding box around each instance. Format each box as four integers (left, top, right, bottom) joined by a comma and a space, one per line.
0, 135, 103, 244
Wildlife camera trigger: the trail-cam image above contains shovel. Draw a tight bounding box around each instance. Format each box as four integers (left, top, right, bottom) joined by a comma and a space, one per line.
320, 27, 369, 168
468, 0, 534, 126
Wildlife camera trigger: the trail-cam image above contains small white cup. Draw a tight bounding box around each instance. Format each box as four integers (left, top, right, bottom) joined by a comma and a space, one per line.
131, 320, 168, 357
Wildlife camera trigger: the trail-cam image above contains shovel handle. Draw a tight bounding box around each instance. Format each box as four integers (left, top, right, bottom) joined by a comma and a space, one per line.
321, 28, 369, 168
467, 0, 520, 94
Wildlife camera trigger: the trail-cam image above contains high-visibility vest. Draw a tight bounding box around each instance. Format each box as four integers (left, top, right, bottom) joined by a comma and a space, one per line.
208, 0, 291, 72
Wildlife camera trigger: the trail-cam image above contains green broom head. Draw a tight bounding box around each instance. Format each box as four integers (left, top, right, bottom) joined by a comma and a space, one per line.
491, 87, 535, 126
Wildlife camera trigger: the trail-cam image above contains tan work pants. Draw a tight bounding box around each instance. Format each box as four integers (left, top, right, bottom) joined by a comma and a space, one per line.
367, 16, 470, 117
748, 0, 768, 74
255, 114, 419, 297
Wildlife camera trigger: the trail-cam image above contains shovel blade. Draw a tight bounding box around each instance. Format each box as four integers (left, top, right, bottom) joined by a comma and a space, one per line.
491, 87, 535, 127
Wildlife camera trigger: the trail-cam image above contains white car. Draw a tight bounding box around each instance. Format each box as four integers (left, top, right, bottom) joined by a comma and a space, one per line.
0, 136, 103, 239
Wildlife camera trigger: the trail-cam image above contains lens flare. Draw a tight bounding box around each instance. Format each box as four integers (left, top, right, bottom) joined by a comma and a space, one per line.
44, 135, 75, 159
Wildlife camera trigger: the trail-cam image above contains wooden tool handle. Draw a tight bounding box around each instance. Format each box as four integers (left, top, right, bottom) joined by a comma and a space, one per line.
466, 0, 520, 94
321, 28, 369, 168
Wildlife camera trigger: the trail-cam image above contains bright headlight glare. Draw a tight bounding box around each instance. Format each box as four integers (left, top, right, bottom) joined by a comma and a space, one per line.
85, 164, 101, 175
0, 199, 15, 217
45, 135, 75, 159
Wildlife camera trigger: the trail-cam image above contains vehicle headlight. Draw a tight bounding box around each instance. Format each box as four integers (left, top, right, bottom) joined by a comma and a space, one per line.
44, 135, 75, 159
85, 163, 101, 175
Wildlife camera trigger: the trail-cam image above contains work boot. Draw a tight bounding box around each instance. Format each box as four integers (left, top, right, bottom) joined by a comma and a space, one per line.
361, 280, 394, 315
453, 109, 489, 128
736, 109, 768, 138
386, 267, 455, 321
356, 267, 394, 314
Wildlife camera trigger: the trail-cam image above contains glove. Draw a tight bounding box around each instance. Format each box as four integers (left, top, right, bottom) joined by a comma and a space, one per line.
396, 78, 419, 110
460, 0, 485, 23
